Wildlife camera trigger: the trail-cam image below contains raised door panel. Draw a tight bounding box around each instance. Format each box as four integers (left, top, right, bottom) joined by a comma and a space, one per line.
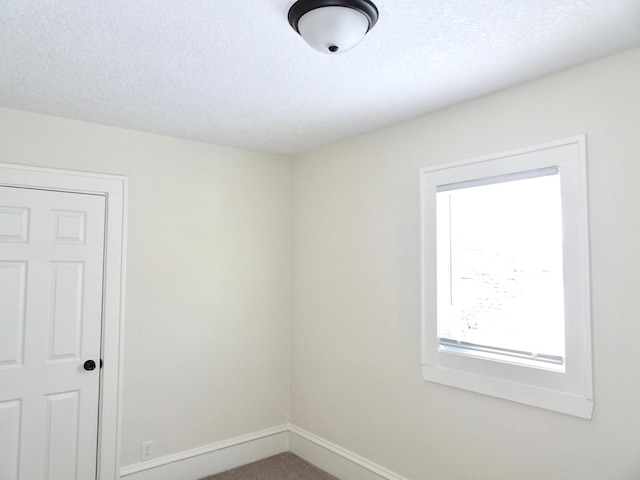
48, 262, 84, 361
0, 399, 21, 480
44, 391, 81, 480
0, 262, 27, 367
0, 206, 29, 242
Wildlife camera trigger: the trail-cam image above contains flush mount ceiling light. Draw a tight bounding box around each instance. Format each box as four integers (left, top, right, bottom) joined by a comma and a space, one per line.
288, 0, 379, 54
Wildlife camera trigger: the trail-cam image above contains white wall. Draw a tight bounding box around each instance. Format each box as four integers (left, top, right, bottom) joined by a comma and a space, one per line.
0, 108, 292, 467
290, 48, 640, 480
3, 46, 640, 480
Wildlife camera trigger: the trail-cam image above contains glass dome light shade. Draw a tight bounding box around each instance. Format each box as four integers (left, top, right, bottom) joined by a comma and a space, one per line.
297, 6, 370, 54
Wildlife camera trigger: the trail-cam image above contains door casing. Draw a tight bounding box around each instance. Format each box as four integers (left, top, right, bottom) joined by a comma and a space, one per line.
0, 162, 127, 480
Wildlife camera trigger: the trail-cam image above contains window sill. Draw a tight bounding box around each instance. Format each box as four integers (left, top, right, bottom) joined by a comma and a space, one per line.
422, 364, 594, 418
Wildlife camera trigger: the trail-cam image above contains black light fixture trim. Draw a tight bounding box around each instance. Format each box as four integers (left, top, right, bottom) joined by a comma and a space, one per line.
288, 0, 379, 34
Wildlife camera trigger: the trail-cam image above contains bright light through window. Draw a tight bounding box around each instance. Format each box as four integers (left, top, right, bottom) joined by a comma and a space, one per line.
420, 137, 593, 418
436, 169, 565, 369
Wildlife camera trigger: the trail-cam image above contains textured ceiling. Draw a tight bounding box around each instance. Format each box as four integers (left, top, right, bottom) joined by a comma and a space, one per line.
0, 1, 639, 155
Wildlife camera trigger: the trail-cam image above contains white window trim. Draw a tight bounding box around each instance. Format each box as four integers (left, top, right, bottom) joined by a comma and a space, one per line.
420, 136, 593, 419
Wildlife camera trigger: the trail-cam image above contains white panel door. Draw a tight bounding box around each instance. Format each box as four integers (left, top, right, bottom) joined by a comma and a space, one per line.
0, 185, 106, 480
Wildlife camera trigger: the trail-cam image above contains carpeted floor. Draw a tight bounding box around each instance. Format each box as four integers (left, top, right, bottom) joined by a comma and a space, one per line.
199, 452, 340, 480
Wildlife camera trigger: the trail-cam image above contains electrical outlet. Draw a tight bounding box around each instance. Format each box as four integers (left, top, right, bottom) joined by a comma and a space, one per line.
141, 440, 153, 461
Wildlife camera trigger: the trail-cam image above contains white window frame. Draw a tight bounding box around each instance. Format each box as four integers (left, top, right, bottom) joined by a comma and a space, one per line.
420, 136, 593, 418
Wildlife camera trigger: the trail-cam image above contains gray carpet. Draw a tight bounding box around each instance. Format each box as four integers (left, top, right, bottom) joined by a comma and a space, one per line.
200, 452, 340, 480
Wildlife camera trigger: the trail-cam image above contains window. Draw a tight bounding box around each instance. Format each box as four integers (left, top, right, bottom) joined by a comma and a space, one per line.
420, 136, 593, 418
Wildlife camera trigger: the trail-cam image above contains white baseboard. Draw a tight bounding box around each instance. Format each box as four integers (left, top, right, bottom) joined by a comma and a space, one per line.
288, 425, 409, 480
118, 424, 408, 480
119, 425, 289, 480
